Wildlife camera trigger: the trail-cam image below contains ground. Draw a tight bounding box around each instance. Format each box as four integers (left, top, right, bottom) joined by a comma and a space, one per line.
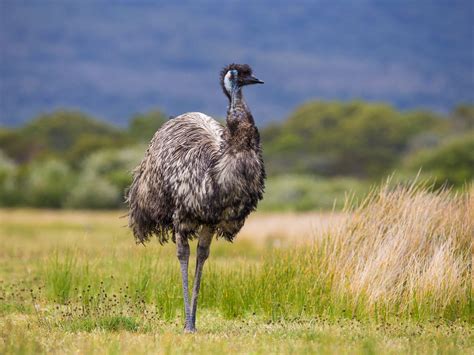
0, 209, 472, 354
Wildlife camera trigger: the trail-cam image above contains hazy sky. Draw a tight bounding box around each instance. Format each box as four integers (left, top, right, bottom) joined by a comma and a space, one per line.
1, 0, 473, 126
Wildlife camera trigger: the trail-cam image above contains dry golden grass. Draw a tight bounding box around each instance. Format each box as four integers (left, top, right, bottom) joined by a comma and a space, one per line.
322, 181, 473, 315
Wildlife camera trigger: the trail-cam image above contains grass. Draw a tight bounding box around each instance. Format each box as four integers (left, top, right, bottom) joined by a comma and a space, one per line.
0, 181, 472, 354
2, 312, 472, 354
323, 180, 472, 319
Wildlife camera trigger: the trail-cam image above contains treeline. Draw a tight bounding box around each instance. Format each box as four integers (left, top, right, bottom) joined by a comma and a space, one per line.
0, 101, 472, 209
263, 102, 473, 182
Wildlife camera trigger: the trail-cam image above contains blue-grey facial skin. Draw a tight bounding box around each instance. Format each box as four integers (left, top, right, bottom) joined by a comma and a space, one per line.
224, 69, 239, 94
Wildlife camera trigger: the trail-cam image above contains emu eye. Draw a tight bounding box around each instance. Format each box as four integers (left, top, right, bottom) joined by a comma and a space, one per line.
225, 70, 237, 80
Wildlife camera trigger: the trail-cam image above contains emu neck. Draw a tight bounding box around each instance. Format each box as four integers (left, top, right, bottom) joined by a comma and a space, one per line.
230, 88, 244, 112
224, 87, 258, 151
226, 88, 255, 130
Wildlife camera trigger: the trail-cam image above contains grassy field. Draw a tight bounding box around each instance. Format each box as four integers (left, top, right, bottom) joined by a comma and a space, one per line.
0, 183, 473, 354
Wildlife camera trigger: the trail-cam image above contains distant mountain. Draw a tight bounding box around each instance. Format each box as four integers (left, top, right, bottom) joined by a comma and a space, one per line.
1, 0, 473, 126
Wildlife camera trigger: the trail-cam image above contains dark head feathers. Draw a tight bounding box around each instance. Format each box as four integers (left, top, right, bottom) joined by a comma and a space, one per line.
220, 63, 253, 82
220, 63, 253, 98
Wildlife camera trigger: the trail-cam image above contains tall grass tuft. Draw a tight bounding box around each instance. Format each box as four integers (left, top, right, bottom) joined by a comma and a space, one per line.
44, 252, 77, 303
321, 180, 472, 319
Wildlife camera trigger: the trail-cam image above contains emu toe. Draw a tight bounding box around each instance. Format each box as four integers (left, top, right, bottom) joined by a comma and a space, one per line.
184, 325, 197, 333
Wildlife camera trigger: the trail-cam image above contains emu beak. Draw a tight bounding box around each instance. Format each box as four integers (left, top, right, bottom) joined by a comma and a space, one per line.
245, 75, 264, 85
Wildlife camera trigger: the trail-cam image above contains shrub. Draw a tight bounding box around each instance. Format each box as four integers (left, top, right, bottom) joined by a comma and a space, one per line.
65, 146, 145, 209
259, 175, 368, 211
24, 160, 75, 208
404, 133, 474, 186
128, 110, 167, 142
0, 151, 21, 206
81, 146, 145, 191
65, 171, 121, 209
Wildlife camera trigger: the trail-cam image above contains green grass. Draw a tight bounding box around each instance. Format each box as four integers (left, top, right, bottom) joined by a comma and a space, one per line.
1, 248, 464, 324
63, 316, 142, 332
0, 206, 472, 354
2, 311, 472, 354
26, 245, 469, 322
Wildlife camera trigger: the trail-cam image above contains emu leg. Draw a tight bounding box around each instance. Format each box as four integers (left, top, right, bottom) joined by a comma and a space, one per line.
176, 233, 193, 332
190, 226, 213, 330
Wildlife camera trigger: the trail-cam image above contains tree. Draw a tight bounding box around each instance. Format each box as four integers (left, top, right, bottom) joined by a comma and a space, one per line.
0, 110, 125, 164
262, 101, 444, 178
23, 160, 75, 208
404, 133, 474, 186
451, 104, 474, 132
128, 110, 167, 142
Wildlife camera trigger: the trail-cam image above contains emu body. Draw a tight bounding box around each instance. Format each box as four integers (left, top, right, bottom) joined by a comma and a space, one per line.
126, 64, 265, 332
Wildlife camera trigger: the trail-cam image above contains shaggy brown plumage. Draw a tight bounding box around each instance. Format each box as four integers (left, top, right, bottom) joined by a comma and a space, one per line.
126, 64, 265, 244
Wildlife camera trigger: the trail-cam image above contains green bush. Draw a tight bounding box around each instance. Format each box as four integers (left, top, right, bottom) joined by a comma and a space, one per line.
23, 160, 75, 208
0, 151, 21, 206
0, 110, 126, 164
66, 134, 127, 167
404, 133, 474, 186
82, 146, 144, 191
128, 110, 167, 142
65, 171, 121, 209
65, 146, 145, 209
259, 175, 369, 211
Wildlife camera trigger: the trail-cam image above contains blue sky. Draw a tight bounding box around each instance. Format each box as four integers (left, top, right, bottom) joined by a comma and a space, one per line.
1, 0, 473, 126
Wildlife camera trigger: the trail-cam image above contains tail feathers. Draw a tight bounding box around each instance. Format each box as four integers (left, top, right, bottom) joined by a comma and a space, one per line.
127, 199, 172, 245
128, 208, 153, 244
126, 184, 172, 245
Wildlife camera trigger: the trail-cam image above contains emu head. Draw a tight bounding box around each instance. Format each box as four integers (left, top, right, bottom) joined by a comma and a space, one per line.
220, 63, 264, 99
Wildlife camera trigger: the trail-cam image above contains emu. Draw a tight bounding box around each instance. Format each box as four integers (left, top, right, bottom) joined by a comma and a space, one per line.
126, 64, 265, 332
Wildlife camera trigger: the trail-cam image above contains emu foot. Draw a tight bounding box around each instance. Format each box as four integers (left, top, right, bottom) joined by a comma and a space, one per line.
184, 324, 197, 333
184, 319, 196, 333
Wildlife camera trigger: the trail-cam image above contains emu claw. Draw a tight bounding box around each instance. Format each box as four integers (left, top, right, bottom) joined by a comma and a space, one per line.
184, 325, 197, 333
